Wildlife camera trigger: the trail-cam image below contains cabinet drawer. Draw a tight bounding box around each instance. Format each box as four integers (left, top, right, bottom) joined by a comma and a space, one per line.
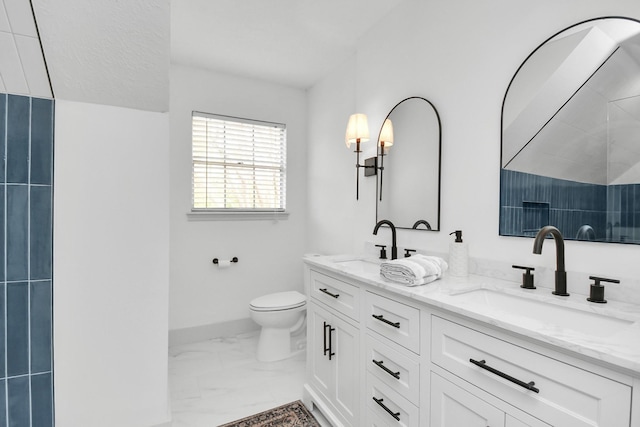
365, 291, 420, 354
310, 270, 360, 321
366, 373, 419, 427
431, 315, 631, 427
365, 334, 420, 405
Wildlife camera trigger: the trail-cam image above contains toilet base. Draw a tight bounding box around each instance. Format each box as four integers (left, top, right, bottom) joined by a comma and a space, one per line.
257, 327, 293, 362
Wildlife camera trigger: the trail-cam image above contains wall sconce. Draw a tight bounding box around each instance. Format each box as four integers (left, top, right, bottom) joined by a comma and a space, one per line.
378, 118, 394, 201
345, 113, 376, 200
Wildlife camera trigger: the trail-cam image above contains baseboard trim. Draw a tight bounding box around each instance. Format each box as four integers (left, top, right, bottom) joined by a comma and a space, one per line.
169, 318, 259, 346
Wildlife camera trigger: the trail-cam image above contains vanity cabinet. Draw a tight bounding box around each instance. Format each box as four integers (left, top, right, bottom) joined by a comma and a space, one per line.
303, 261, 638, 427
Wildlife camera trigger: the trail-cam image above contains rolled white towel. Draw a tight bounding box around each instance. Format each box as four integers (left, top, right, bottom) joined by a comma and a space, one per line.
380, 254, 448, 286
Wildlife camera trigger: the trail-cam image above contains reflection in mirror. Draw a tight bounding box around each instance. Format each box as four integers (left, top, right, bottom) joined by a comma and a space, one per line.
500, 17, 640, 244
376, 97, 441, 231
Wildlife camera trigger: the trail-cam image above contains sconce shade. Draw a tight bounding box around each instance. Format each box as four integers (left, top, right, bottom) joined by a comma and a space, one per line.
345, 113, 370, 148
379, 118, 394, 148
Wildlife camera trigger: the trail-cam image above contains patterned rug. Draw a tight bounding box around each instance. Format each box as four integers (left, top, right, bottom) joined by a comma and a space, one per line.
218, 400, 320, 427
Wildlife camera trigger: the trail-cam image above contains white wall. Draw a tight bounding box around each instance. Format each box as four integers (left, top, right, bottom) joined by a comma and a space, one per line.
169, 64, 308, 331
308, 1, 640, 285
53, 100, 170, 427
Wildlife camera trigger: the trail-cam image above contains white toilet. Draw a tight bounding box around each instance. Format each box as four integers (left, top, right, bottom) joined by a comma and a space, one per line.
249, 291, 307, 362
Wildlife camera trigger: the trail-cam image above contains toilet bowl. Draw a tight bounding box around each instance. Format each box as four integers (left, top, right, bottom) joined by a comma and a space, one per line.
249, 291, 307, 362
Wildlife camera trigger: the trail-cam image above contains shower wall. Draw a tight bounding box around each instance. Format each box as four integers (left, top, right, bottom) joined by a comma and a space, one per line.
1, 93, 54, 426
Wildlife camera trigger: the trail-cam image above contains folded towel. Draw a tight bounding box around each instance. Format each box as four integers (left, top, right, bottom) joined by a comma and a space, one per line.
380, 254, 448, 286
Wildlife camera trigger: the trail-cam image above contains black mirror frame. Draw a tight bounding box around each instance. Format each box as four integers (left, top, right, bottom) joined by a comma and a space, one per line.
375, 96, 442, 231
499, 16, 640, 243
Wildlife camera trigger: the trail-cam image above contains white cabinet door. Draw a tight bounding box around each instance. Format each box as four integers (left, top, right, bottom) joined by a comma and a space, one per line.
431, 372, 504, 427
308, 301, 359, 426
309, 303, 333, 399
332, 313, 359, 424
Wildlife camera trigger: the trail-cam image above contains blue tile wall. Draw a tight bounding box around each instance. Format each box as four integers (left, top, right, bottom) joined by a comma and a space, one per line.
7, 186, 28, 281
7, 282, 28, 377
6, 96, 30, 185
1, 94, 54, 427
8, 377, 29, 427
0, 380, 5, 426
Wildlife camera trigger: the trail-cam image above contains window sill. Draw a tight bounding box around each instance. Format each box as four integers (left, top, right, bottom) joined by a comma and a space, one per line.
187, 210, 290, 221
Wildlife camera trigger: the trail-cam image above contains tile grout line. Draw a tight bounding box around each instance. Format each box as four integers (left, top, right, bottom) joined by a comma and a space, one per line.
27, 97, 33, 427
3, 93, 8, 427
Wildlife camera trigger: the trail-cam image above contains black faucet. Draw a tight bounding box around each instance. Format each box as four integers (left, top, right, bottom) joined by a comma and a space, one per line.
373, 220, 398, 260
412, 219, 432, 230
532, 225, 569, 296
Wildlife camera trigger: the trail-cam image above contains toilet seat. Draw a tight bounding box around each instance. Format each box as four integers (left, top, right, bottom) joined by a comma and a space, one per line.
250, 291, 306, 312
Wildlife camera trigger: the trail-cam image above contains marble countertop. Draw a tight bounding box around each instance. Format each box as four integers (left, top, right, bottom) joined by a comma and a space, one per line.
304, 254, 640, 376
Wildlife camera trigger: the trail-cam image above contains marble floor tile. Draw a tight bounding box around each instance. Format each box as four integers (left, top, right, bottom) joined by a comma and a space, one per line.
168, 332, 329, 426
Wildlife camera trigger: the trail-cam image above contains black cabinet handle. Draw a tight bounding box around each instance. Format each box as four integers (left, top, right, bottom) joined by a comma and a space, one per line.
372, 359, 400, 379
372, 314, 400, 328
470, 359, 539, 393
372, 397, 400, 421
322, 322, 335, 360
319, 288, 340, 299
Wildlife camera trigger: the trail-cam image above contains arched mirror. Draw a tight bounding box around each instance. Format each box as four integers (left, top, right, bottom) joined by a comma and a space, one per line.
500, 17, 640, 244
376, 97, 441, 230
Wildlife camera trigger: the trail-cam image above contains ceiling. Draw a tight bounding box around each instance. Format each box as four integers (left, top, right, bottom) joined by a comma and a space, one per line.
0, 0, 51, 98
4, 0, 405, 111
32, 0, 170, 112
170, 0, 405, 89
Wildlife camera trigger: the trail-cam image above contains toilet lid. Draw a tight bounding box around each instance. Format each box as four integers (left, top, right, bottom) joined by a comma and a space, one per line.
250, 291, 306, 311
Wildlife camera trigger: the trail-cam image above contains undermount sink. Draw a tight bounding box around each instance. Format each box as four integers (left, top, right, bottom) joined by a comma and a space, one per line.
332, 258, 381, 274
447, 288, 635, 338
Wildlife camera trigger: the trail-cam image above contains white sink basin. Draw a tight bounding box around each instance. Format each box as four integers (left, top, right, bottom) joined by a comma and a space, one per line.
332, 258, 381, 275
448, 288, 635, 338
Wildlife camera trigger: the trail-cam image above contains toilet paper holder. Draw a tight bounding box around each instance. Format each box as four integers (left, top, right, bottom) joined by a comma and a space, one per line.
212, 257, 239, 265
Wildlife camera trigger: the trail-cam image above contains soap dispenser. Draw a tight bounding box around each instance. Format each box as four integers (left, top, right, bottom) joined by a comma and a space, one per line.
449, 230, 468, 277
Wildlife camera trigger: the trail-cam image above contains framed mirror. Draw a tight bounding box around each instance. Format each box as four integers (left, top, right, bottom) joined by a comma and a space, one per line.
500, 17, 640, 244
376, 96, 441, 231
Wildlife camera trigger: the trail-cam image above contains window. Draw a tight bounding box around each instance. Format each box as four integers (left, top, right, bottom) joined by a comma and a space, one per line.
191, 112, 287, 215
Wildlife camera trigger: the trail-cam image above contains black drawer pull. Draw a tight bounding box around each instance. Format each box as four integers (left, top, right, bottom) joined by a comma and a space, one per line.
373, 359, 400, 379
470, 359, 539, 393
372, 397, 400, 421
372, 314, 400, 328
319, 288, 340, 298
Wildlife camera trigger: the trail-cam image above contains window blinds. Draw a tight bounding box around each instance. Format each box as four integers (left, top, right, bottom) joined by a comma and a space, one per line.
192, 112, 287, 211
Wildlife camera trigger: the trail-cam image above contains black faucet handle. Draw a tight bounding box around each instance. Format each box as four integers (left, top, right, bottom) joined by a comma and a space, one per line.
404, 249, 416, 258
588, 276, 620, 286
375, 244, 387, 260
512, 265, 536, 289
587, 276, 619, 304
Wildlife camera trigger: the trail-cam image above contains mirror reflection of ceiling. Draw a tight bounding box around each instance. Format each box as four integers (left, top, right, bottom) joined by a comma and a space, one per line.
502, 18, 640, 185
